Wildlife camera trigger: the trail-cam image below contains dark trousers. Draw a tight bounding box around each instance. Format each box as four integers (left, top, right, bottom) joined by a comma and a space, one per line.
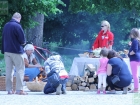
107, 76, 123, 90
44, 78, 68, 94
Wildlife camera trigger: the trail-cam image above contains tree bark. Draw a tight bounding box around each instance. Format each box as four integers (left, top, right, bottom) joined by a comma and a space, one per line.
25, 13, 44, 47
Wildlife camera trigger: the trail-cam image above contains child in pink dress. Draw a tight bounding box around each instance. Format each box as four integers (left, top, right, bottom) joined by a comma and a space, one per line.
96, 48, 109, 94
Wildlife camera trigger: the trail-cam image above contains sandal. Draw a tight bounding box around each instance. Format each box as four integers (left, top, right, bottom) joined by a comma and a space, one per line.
15, 90, 28, 95
7, 90, 15, 95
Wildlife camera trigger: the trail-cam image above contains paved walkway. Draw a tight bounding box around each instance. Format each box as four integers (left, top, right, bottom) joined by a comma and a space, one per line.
0, 86, 139, 105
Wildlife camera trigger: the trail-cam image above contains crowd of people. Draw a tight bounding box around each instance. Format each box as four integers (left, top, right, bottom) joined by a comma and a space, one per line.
93, 21, 140, 94
1, 12, 140, 95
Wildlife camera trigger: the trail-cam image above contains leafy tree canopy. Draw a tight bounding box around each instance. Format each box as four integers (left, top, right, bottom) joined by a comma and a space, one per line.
69, 0, 140, 14
0, 0, 65, 29
0, 0, 65, 47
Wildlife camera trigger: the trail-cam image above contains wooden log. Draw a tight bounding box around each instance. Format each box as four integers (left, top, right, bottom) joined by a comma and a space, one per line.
85, 76, 88, 82
86, 82, 90, 87
84, 71, 88, 77
88, 71, 95, 78
73, 76, 81, 84
85, 87, 90, 91
81, 82, 87, 87
79, 77, 85, 82
66, 87, 72, 91
87, 70, 90, 76
78, 86, 86, 91
71, 84, 78, 90
74, 76, 78, 81
89, 84, 97, 90
87, 64, 96, 71
79, 82, 82, 86
88, 77, 94, 83
73, 80, 81, 84
93, 74, 97, 78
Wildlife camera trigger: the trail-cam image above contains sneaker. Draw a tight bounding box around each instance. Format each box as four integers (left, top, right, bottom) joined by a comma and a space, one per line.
103, 91, 106, 94
97, 90, 100, 94
56, 84, 62, 95
122, 87, 128, 94
129, 89, 139, 93
62, 90, 67, 94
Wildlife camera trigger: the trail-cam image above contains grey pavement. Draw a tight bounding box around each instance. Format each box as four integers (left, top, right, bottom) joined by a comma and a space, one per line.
0, 85, 138, 105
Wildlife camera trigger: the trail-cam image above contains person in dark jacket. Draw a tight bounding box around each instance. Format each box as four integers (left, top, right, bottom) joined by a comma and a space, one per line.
128, 28, 140, 93
106, 50, 132, 94
1, 12, 27, 95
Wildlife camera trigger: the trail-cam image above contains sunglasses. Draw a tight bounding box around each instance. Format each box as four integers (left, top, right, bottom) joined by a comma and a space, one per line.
101, 25, 107, 28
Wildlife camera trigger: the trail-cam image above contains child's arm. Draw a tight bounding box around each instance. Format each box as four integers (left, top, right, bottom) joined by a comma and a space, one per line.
96, 59, 101, 75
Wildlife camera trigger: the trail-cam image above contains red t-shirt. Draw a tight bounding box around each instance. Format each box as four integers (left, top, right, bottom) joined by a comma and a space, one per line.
92, 30, 114, 49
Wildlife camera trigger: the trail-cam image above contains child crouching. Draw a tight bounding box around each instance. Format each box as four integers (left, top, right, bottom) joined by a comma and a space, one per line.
44, 52, 69, 95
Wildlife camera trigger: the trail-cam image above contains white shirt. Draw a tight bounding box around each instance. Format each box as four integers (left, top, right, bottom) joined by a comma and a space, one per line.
23, 53, 35, 64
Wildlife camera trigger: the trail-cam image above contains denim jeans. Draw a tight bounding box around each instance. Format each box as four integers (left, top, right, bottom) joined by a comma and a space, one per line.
43, 78, 68, 94
44, 81, 56, 94
60, 78, 68, 91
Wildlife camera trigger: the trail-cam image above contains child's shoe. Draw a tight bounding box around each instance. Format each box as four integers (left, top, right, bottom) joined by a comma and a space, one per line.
62, 90, 67, 94
56, 84, 62, 95
97, 90, 100, 94
103, 91, 106, 94
122, 87, 128, 94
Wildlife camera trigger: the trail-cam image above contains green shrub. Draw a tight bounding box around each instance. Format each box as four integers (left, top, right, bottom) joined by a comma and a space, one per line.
0, 59, 5, 76
0, 52, 4, 60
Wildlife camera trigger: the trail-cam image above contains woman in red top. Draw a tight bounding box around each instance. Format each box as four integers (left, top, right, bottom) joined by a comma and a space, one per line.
92, 20, 114, 50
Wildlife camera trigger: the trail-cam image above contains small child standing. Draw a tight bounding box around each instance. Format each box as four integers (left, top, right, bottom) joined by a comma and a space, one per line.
96, 48, 109, 94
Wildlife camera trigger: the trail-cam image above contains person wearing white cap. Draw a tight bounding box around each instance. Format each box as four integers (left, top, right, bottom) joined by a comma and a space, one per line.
23, 44, 43, 81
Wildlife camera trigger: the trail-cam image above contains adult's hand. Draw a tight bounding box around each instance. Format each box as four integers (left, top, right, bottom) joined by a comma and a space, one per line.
128, 41, 132, 46
130, 50, 135, 55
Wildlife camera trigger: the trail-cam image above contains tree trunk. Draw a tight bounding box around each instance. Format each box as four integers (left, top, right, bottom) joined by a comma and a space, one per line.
25, 13, 44, 47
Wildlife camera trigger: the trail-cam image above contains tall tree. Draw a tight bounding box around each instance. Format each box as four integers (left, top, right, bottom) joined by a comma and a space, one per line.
0, 0, 65, 47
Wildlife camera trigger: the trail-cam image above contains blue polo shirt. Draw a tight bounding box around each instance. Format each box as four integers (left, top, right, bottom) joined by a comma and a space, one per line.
128, 38, 140, 61
1, 19, 26, 54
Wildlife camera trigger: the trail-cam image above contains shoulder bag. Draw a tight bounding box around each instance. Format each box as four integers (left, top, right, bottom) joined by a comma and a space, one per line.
111, 63, 122, 84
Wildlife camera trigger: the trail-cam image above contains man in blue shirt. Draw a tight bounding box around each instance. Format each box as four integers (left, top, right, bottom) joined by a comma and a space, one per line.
1, 12, 27, 95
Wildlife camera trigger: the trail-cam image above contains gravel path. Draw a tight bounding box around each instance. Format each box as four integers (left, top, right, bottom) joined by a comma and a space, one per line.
0, 86, 138, 105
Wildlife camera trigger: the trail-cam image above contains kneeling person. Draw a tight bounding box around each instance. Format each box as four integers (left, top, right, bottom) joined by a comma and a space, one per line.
44, 52, 69, 95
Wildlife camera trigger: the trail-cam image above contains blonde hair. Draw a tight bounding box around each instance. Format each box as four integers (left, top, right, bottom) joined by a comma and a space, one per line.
101, 20, 110, 31
12, 12, 21, 19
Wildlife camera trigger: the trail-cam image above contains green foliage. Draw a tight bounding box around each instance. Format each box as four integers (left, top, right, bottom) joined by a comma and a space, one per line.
61, 55, 75, 72
44, 9, 135, 51
0, 53, 4, 60
0, 59, 5, 75
69, 0, 140, 14
0, 0, 65, 47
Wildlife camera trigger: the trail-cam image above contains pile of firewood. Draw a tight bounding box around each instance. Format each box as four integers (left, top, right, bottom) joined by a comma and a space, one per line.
66, 64, 98, 91
66, 64, 132, 91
